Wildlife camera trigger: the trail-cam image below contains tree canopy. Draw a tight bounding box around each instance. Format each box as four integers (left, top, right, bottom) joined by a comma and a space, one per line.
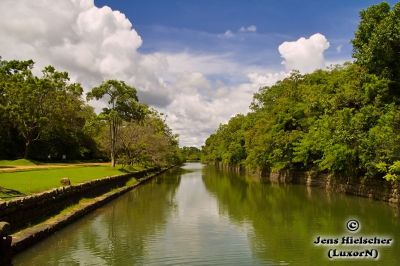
352, 2, 400, 84
0, 59, 94, 159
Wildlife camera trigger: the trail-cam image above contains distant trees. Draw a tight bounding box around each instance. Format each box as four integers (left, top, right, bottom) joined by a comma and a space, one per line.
180, 146, 202, 161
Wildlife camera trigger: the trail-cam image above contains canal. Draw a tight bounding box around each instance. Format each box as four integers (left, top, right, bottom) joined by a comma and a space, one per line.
13, 163, 400, 265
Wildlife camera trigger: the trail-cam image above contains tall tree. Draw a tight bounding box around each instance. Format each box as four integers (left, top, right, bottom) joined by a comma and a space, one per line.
352, 2, 400, 84
87, 80, 147, 167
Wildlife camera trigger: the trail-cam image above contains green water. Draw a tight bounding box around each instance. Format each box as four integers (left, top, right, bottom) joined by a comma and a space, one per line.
13, 163, 400, 265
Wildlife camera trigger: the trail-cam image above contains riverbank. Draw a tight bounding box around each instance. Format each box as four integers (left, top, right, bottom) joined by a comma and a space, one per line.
214, 163, 400, 206
0, 165, 175, 261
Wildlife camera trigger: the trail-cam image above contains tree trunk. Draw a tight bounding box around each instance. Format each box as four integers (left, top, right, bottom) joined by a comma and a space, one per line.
110, 120, 116, 168
111, 155, 116, 168
24, 140, 31, 159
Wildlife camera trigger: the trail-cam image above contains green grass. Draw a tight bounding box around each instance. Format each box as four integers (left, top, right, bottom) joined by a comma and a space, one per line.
0, 159, 37, 167
0, 166, 125, 196
125, 178, 139, 186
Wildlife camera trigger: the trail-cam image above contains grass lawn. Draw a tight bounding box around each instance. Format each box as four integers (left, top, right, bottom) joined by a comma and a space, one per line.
0, 166, 126, 197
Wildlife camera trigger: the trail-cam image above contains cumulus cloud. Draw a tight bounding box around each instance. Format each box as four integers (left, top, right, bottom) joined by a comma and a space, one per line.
278, 33, 330, 73
160, 76, 261, 147
0, 0, 172, 108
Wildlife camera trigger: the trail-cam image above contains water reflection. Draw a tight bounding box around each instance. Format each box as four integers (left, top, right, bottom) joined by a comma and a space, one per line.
202, 165, 400, 265
13, 163, 400, 265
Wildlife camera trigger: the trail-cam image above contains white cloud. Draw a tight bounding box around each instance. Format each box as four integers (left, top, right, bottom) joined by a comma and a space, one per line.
0, 0, 172, 108
160, 78, 261, 147
158, 52, 263, 79
239, 25, 257, 33
278, 33, 330, 73
0, 1, 331, 147
336, 44, 343, 53
223, 30, 235, 38
220, 25, 257, 39
247, 72, 287, 88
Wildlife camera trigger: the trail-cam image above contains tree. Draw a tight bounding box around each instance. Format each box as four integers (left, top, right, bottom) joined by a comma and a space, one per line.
0, 60, 35, 157
0, 60, 86, 158
118, 119, 177, 167
352, 2, 400, 84
87, 80, 147, 167
0, 59, 25, 158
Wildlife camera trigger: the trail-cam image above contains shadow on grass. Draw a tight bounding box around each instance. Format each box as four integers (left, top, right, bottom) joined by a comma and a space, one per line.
0, 186, 26, 199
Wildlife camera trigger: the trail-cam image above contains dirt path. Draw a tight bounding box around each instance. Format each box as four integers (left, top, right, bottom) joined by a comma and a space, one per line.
0, 162, 110, 173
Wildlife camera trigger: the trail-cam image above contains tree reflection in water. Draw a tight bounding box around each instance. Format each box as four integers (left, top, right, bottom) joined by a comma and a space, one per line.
202, 166, 400, 266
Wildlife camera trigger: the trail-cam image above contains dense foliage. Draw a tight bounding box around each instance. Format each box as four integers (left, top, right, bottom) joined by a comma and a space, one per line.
0, 59, 182, 167
0, 59, 98, 160
111, 110, 181, 167
203, 2, 400, 181
180, 146, 202, 161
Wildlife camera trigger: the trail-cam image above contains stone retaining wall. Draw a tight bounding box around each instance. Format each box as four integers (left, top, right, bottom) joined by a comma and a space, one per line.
215, 163, 400, 206
262, 169, 399, 205
0, 167, 160, 233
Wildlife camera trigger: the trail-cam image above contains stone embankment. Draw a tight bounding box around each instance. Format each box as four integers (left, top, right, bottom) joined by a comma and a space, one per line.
215, 163, 400, 205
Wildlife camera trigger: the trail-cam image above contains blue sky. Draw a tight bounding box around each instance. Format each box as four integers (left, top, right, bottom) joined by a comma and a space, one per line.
1, 1, 397, 146
94, 0, 396, 67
